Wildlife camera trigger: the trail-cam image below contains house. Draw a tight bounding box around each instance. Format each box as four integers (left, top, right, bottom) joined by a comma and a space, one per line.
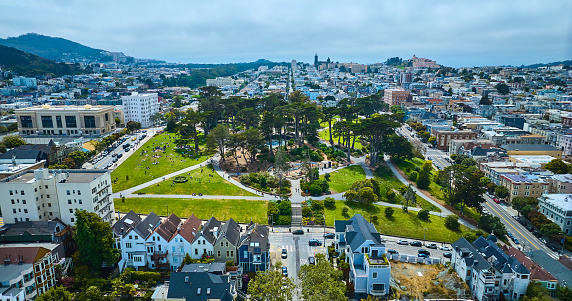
112, 210, 142, 251
147, 214, 181, 269
190, 217, 220, 260
169, 214, 202, 269
0, 218, 73, 256
500, 144, 562, 158
0, 142, 57, 166
214, 219, 240, 264
335, 214, 391, 299
120, 212, 161, 270
498, 174, 549, 202
538, 194, 572, 235
151, 263, 237, 301
452, 235, 530, 301
501, 245, 558, 295
238, 223, 269, 272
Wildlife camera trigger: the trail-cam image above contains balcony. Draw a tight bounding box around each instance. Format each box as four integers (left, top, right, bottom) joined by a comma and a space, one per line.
365, 254, 390, 267
151, 251, 168, 261
370, 289, 387, 296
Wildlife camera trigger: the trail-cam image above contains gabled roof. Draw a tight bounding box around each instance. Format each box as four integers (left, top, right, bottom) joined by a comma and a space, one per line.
502, 245, 556, 281
337, 214, 383, 252
134, 212, 161, 239
217, 218, 240, 247
0, 144, 54, 160
0, 218, 67, 241
182, 262, 226, 274
167, 271, 234, 301
154, 213, 181, 242
178, 215, 201, 243
452, 237, 492, 271
195, 216, 221, 244
239, 224, 269, 253
112, 210, 141, 238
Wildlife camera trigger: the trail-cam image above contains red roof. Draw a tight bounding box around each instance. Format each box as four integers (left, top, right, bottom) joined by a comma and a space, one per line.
502, 245, 557, 282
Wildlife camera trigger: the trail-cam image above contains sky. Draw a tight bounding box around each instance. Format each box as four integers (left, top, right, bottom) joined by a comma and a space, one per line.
0, 0, 571, 67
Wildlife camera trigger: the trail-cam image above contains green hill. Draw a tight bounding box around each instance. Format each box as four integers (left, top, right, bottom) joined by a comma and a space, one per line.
0, 33, 112, 62
0, 44, 83, 76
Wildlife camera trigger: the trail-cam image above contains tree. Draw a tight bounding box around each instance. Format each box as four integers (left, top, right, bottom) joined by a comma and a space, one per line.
207, 124, 229, 160
359, 187, 378, 206
68, 150, 88, 167
126, 121, 141, 132
417, 209, 430, 220
2, 135, 25, 148
36, 286, 74, 301
556, 285, 572, 301
444, 215, 460, 231
478, 214, 507, 238
545, 159, 569, 174
299, 254, 347, 301
541, 223, 562, 236
512, 197, 537, 216
495, 186, 509, 199
416, 170, 430, 189
385, 207, 394, 217
479, 93, 492, 105
495, 83, 510, 95
73, 210, 119, 273
247, 262, 296, 301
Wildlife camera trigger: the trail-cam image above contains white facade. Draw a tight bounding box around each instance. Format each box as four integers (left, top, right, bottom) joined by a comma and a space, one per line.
122, 92, 159, 128
12, 77, 37, 87
539, 194, 572, 235
206, 77, 234, 87
0, 169, 114, 225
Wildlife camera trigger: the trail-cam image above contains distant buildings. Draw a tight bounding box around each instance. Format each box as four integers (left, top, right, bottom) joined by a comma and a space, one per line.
0, 169, 114, 225
206, 77, 235, 87
434, 130, 479, 150
11, 77, 37, 88
15, 104, 116, 136
383, 88, 411, 106
122, 92, 159, 128
410, 55, 440, 69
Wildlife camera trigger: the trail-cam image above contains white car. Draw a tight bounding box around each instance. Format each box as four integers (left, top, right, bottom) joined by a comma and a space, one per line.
482, 209, 488, 214
439, 246, 452, 251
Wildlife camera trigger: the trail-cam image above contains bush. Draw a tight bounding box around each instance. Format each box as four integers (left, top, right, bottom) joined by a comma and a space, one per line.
324, 197, 335, 208
444, 215, 460, 231
416, 171, 430, 189
385, 207, 394, 217
239, 174, 251, 185
311, 200, 325, 212
342, 206, 349, 216
409, 171, 418, 181
386, 189, 395, 201
302, 206, 312, 217
371, 215, 379, 224
129, 271, 161, 282
173, 176, 188, 183
276, 215, 291, 225
418, 209, 430, 220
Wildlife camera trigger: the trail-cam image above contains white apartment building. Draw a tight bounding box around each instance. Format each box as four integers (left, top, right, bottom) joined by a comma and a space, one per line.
206, 77, 235, 87
0, 169, 114, 226
122, 92, 159, 128
539, 194, 572, 235
12, 77, 37, 87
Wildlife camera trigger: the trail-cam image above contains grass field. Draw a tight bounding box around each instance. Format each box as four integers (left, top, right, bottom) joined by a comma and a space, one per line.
318, 128, 364, 150
320, 165, 366, 193
115, 198, 268, 223
393, 157, 445, 200
324, 200, 464, 243
111, 132, 208, 192
135, 164, 256, 196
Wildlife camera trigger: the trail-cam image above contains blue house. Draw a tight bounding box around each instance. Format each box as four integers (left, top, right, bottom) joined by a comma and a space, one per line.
238, 223, 269, 272
335, 214, 391, 300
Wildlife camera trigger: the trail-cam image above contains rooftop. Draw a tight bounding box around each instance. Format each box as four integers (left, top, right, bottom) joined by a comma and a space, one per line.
541, 194, 572, 212
15, 105, 114, 112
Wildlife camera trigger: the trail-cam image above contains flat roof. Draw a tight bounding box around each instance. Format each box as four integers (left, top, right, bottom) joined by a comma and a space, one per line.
3, 170, 108, 184
15, 105, 114, 112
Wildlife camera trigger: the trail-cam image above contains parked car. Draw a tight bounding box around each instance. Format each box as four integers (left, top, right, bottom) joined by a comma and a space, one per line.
292, 229, 304, 235
443, 252, 452, 258
526, 225, 534, 231
511, 237, 519, 244
507, 232, 513, 238
387, 249, 398, 255
281, 248, 287, 259
547, 244, 558, 252
418, 253, 429, 258
282, 266, 288, 277
397, 239, 409, 245
482, 208, 489, 214
418, 249, 430, 256
493, 198, 500, 204
308, 256, 315, 265
410, 241, 422, 247
426, 243, 438, 249
309, 239, 322, 246
439, 246, 451, 251
533, 231, 542, 238
324, 232, 335, 239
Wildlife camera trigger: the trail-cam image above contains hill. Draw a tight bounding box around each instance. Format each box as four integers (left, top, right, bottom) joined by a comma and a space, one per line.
0, 44, 83, 76
0, 33, 112, 62
523, 60, 572, 69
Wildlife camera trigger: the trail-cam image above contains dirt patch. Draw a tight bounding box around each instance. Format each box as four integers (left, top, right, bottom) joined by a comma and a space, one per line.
83, 141, 96, 151
390, 261, 470, 300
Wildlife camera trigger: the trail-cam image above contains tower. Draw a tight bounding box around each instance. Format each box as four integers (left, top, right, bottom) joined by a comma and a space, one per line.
314, 54, 318, 68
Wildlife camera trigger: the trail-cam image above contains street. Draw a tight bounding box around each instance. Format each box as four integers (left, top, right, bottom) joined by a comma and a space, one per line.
397, 125, 451, 170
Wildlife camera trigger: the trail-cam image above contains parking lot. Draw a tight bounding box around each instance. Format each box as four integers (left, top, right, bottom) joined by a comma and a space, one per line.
380, 235, 453, 262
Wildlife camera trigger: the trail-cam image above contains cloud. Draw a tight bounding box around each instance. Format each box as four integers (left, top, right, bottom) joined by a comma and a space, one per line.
0, 0, 570, 66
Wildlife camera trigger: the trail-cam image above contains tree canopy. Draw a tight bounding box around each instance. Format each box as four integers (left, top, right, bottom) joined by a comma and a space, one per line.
73, 210, 119, 273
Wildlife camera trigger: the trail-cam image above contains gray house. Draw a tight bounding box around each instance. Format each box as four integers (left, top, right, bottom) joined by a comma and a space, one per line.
214, 219, 240, 264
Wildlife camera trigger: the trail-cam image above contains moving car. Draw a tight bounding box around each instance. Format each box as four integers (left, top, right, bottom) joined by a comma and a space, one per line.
308, 256, 315, 265
410, 241, 422, 247
418, 253, 429, 258
443, 252, 452, 258
324, 232, 335, 239
309, 239, 322, 246
396, 240, 409, 245
292, 229, 304, 235
281, 248, 287, 259
282, 266, 288, 277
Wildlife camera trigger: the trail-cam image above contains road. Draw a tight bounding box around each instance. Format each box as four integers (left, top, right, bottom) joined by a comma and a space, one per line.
482, 195, 560, 259
397, 125, 451, 170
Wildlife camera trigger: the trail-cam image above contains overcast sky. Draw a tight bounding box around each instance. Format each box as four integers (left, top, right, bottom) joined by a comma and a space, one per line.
1, 0, 571, 67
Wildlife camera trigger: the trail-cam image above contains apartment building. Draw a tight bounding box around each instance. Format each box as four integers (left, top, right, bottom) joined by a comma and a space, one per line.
122, 92, 159, 128
501, 245, 558, 295
452, 236, 530, 301
434, 130, 479, 150
0, 169, 114, 226
548, 174, 572, 194
498, 174, 549, 202
12, 77, 37, 87
538, 194, 572, 235
335, 214, 391, 299
206, 77, 235, 87
15, 104, 116, 136
383, 88, 411, 106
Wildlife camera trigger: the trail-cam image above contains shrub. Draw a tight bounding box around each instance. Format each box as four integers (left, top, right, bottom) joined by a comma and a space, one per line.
302, 206, 312, 217
226, 260, 235, 267
324, 197, 335, 208
418, 209, 430, 220
444, 215, 460, 231
311, 200, 324, 212
371, 215, 379, 224
386, 189, 395, 201
385, 207, 394, 217
342, 206, 349, 216
129, 271, 161, 282
173, 176, 188, 183
416, 171, 430, 189
277, 215, 291, 225
239, 174, 251, 185
409, 171, 418, 181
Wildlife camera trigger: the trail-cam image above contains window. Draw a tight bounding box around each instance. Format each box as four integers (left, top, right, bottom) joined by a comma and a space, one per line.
126, 243, 132, 248
129, 235, 132, 240
70, 218, 74, 222
78, 190, 81, 195
217, 251, 221, 257
65, 116, 77, 128
525, 185, 531, 190
20, 116, 33, 128
56, 116, 62, 128
69, 209, 73, 213
66, 190, 70, 195
20, 191, 24, 195
24, 209, 28, 213
84, 116, 96, 128
11, 200, 14, 204
373, 272, 378, 278
68, 200, 72, 204
513, 191, 518, 196
13, 209, 16, 213
22, 200, 26, 204
195, 249, 198, 255
41, 116, 54, 128
9, 190, 12, 195
78, 200, 82, 205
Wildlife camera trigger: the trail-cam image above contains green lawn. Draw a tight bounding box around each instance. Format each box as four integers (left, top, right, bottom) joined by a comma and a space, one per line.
318, 128, 364, 150
325, 201, 464, 243
115, 198, 268, 224
321, 165, 366, 193
111, 132, 208, 192
135, 164, 256, 196
393, 157, 445, 200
